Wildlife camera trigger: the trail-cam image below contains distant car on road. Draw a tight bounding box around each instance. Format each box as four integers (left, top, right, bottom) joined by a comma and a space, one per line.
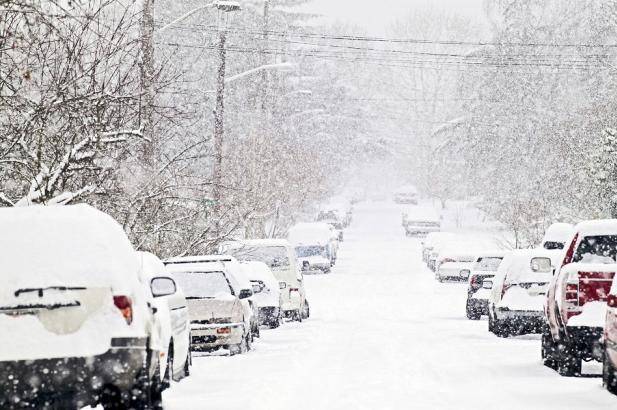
543, 220, 617, 377
487, 250, 558, 337
465, 252, 506, 320
394, 185, 419, 205
402, 206, 441, 237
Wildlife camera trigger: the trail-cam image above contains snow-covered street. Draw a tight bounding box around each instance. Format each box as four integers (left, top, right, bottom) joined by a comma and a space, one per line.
165, 202, 616, 410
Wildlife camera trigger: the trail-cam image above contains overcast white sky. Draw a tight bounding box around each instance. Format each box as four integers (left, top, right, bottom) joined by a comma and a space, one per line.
300, 0, 487, 35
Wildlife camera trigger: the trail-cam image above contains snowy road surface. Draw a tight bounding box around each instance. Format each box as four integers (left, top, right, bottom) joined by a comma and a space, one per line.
165, 202, 616, 410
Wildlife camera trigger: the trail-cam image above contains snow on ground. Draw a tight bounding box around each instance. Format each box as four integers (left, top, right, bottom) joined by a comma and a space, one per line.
164, 201, 616, 410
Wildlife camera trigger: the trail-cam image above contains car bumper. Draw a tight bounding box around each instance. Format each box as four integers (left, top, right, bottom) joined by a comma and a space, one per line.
467, 298, 489, 315
0, 337, 148, 408
190, 323, 244, 350
565, 326, 604, 361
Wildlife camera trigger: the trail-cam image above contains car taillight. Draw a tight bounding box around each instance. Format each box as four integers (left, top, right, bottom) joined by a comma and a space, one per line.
564, 281, 582, 320
608, 294, 617, 308
501, 282, 511, 298
113, 295, 133, 325
470, 275, 480, 290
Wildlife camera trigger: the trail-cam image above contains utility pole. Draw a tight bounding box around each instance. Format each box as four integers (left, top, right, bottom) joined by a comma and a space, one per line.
140, 0, 155, 164
260, 0, 271, 114
212, 26, 229, 239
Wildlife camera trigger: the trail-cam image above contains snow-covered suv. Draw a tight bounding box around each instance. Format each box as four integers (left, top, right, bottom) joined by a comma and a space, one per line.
0, 205, 161, 409
604, 279, 617, 394
465, 252, 505, 320
543, 220, 617, 376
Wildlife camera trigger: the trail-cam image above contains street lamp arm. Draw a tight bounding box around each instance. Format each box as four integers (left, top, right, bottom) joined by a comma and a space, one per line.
225, 62, 296, 84
158, 3, 215, 33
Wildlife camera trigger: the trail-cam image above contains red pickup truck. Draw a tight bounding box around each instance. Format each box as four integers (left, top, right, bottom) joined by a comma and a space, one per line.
542, 220, 617, 377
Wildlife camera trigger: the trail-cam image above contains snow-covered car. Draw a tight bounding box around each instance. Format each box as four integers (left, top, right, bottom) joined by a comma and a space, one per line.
435, 252, 476, 282
241, 261, 283, 328
421, 232, 456, 264
465, 252, 505, 320
0, 205, 162, 409
295, 244, 332, 274
402, 206, 441, 237
138, 251, 191, 386
542, 220, 617, 376
165, 255, 259, 340
487, 250, 559, 336
220, 239, 309, 321
288, 222, 338, 268
316, 210, 345, 241
165, 260, 253, 355
393, 185, 419, 204
541, 222, 575, 250
604, 278, 617, 394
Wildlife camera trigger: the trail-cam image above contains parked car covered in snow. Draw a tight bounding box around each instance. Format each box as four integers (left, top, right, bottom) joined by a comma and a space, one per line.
393, 185, 419, 204
465, 251, 506, 320
402, 206, 441, 237
165, 260, 253, 355
421, 232, 456, 265
0, 205, 162, 409
241, 261, 283, 328
541, 222, 575, 250
543, 220, 617, 376
487, 250, 559, 336
435, 251, 476, 282
138, 251, 191, 386
220, 239, 309, 322
165, 255, 259, 340
288, 222, 338, 270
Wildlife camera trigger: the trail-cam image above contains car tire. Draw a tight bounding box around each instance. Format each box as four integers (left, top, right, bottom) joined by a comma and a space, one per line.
128, 357, 163, 410
557, 342, 582, 377
183, 348, 191, 378
302, 300, 310, 319
541, 326, 558, 370
494, 319, 510, 338
162, 346, 173, 390
603, 347, 617, 394
488, 311, 495, 333
295, 309, 303, 322
466, 300, 481, 320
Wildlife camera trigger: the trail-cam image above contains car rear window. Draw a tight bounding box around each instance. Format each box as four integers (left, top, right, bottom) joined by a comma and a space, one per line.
573, 235, 617, 264
543, 241, 564, 250
172, 271, 233, 298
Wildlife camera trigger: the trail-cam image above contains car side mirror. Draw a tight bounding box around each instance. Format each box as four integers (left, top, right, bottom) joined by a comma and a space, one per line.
279, 281, 287, 290
151, 277, 176, 298
252, 283, 263, 294
459, 269, 470, 279
482, 280, 493, 290
239, 289, 252, 299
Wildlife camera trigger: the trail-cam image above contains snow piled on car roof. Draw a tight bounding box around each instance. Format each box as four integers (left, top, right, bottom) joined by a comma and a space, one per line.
0, 204, 139, 294
576, 219, 617, 236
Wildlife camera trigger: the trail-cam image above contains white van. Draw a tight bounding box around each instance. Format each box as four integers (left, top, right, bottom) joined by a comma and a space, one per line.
0, 205, 161, 409
220, 239, 309, 321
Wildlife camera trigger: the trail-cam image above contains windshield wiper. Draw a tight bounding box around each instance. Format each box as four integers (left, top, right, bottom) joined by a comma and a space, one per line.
185, 296, 214, 300
15, 286, 86, 298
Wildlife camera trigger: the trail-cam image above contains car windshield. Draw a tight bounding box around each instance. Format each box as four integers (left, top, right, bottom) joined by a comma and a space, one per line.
573, 235, 617, 264
475, 257, 502, 271
296, 246, 326, 257
171, 271, 232, 299
225, 245, 290, 268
